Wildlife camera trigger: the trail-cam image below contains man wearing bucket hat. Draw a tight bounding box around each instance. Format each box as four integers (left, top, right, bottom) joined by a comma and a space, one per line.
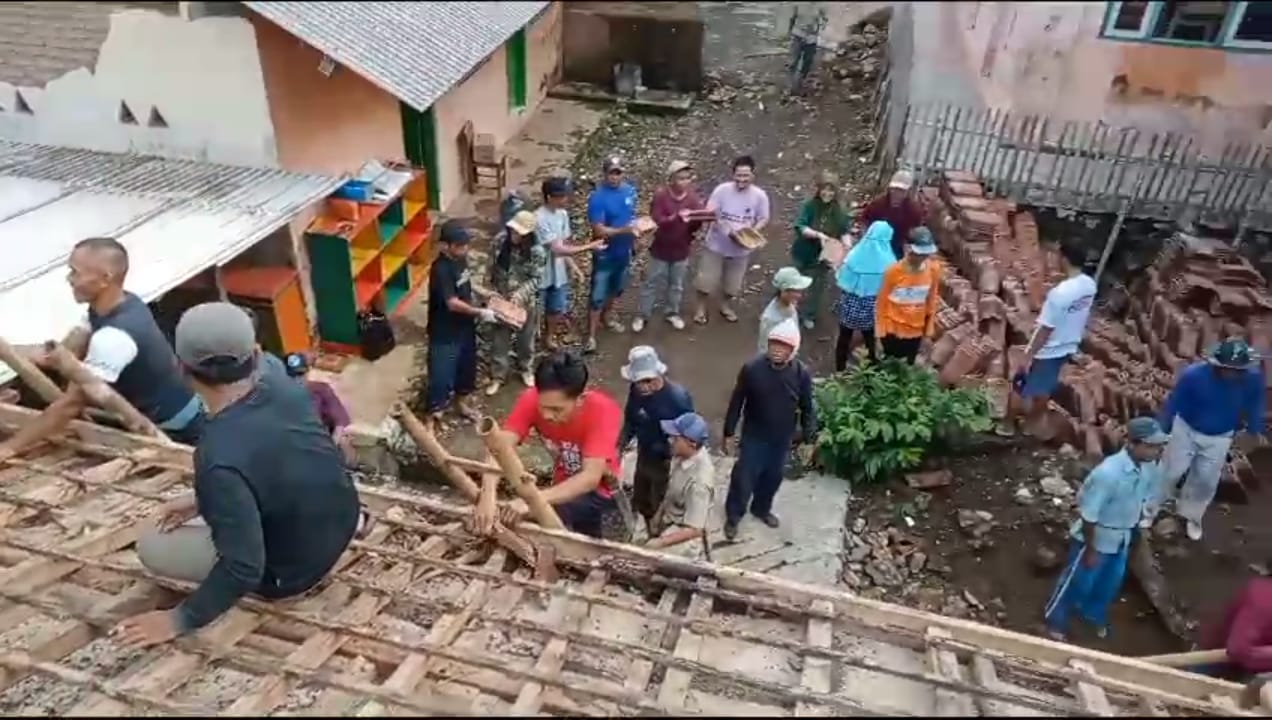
874, 227, 942, 364
722, 317, 817, 541
1044, 417, 1169, 641
646, 412, 716, 560
619, 346, 695, 535
486, 209, 548, 394
857, 170, 924, 260
1150, 338, 1267, 541
757, 267, 812, 355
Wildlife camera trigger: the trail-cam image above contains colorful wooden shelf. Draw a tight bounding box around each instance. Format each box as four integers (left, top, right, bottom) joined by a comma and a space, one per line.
219, 265, 311, 356
306, 168, 433, 349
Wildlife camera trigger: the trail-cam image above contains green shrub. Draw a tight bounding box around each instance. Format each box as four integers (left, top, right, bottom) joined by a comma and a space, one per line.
813, 360, 993, 484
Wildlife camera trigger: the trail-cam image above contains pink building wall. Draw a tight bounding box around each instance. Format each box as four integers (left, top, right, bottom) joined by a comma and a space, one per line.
938, 2, 1272, 157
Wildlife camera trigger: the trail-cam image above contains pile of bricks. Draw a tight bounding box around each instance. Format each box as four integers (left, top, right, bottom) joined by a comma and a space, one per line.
920, 170, 1271, 488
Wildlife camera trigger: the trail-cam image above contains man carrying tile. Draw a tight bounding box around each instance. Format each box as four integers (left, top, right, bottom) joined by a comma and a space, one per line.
426, 220, 498, 424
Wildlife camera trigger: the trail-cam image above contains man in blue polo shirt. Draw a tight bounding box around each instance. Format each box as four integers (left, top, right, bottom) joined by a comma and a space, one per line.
585, 156, 639, 354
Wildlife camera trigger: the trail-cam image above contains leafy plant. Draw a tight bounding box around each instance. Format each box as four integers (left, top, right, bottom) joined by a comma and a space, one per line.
813, 359, 992, 484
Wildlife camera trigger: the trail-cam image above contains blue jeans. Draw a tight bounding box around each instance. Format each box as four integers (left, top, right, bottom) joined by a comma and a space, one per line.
1044, 539, 1130, 633
590, 257, 632, 310
426, 331, 477, 412
788, 37, 818, 93
725, 434, 791, 525
542, 284, 570, 315
556, 490, 614, 539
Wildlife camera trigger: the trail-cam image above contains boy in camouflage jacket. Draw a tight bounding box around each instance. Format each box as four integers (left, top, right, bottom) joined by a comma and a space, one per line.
486, 209, 548, 394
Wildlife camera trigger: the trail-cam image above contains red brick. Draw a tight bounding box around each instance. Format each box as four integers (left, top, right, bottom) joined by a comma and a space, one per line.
938, 333, 992, 385
1082, 425, 1104, 460
946, 180, 984, 198
978, 295, 1006, 321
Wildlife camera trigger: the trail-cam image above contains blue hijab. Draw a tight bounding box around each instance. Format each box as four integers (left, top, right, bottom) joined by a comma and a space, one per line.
836, 220, 897, 297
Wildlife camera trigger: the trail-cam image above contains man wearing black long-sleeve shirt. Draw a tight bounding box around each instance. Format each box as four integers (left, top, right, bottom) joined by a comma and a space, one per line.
722, 317, 817, 540
114, 302, 364, 648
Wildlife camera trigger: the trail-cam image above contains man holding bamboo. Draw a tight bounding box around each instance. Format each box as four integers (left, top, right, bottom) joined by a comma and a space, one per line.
471, 351, 622, 539
0, 237, 204, 462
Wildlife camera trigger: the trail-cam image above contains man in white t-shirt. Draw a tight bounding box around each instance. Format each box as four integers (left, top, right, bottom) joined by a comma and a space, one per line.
1003, 243, 1097, 437
534, 177, 603, 349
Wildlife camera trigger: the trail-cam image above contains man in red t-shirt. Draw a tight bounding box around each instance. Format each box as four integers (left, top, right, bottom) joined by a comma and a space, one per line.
472, 351, 622, 538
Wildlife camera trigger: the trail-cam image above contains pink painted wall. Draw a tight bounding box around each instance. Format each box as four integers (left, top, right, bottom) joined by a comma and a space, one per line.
944, 2, 1272, 156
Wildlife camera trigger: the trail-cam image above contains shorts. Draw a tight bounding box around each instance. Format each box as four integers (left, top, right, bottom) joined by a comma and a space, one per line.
542, 284, 570, 315
695, 249, 749, 297
1022, 355, 1069, 399
590, 257, 631, 310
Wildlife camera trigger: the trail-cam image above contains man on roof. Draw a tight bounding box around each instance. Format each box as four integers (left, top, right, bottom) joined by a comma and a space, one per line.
0, 237, 205, 462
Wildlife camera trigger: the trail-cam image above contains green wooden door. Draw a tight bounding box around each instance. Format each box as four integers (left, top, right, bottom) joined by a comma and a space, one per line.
506, 28, 527, 110
400, 102, 441, 209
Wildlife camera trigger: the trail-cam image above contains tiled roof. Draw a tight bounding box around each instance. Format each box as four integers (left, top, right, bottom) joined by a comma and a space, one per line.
0, 140, 345, 381
242, 1, 549, 111
0, 2, 178, 88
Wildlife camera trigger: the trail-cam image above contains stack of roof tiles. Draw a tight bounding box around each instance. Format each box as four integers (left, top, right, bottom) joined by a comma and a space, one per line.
920, 170, 1272, 494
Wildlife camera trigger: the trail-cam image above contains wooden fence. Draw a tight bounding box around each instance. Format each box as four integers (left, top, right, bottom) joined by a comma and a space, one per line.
871, 99, 1272, 233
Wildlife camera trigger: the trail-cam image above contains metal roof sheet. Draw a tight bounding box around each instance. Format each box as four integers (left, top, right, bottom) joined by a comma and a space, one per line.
0, 140, 345, 384
242, 1, 550, 111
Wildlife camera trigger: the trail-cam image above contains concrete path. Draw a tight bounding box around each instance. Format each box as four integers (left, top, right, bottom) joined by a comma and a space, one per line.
705, 457, 851, 586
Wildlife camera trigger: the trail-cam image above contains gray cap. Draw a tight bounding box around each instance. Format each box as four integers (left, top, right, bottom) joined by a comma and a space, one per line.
175, 302, 256, 368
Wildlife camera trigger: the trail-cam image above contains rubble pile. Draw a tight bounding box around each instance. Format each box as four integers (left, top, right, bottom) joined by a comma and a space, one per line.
921, 170, 1270, 489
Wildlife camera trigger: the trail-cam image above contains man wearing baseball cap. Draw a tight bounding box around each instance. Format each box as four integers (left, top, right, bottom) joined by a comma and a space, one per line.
586, 156, 643, 353
856, 170, 924, 260
115, 302, 364, 648
646, 412, 716, 559
427, 219, 498, 423
1151, 337, 1267, 541
1044, 416, 1169, 642
638, 160, 708, 332
873, 226, 941, 364
619, 346, 695, 535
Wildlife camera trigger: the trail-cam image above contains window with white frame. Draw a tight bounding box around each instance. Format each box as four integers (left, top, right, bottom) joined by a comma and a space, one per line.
1102, 1, 1272, 48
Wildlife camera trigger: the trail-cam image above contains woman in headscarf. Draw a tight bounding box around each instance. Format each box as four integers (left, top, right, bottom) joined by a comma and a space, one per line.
832, 220, 895, 371
791, 170, 852, 330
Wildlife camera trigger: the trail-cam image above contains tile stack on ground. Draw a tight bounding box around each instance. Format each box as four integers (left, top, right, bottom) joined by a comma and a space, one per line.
920, 171, 1271, 493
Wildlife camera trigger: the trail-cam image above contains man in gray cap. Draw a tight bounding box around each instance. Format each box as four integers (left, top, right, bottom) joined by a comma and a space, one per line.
619, 346, 695, 536
1043, 416, 1169, 642
114, 302, 365, 649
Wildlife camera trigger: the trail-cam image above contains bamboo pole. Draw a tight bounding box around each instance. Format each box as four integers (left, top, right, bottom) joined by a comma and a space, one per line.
391, 405, 539, 567
1137, 649, 1227, 669
0, 338, 63, 404
42, 342, 167, 441
478, 416, 564, 531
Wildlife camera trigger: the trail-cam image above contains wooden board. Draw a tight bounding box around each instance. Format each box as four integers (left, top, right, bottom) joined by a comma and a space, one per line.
0, 402, 1258, 716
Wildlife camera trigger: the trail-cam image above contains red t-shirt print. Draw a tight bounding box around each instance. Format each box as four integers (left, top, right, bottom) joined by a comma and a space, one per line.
504, 388, 623, 499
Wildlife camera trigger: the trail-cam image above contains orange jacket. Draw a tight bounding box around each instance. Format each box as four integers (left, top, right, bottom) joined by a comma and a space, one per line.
875, 258, 942, 339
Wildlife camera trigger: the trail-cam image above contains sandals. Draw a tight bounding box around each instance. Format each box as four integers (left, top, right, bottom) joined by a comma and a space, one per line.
720, 306, 739, 323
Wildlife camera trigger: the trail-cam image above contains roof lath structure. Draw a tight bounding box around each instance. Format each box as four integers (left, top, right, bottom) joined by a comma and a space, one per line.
0, 402, 1258, 715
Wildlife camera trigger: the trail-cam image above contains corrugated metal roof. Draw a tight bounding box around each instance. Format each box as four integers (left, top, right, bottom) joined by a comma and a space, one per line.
242, 1, 550, 111
0, 140, 345, 384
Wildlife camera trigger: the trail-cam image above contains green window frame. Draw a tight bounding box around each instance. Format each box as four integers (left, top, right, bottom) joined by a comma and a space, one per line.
506, 28, 528, 111
1100, 1, 1272, 53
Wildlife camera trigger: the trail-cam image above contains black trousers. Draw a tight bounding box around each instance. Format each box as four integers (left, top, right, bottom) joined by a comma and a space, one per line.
834, 326, 876, 371
880, 335, 922, 364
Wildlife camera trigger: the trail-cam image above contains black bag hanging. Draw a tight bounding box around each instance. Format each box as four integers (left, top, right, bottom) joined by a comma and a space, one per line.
357, 309, 396, 362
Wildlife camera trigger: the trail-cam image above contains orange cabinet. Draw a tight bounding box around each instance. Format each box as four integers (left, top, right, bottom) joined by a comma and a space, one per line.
219, 266, 311, 356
